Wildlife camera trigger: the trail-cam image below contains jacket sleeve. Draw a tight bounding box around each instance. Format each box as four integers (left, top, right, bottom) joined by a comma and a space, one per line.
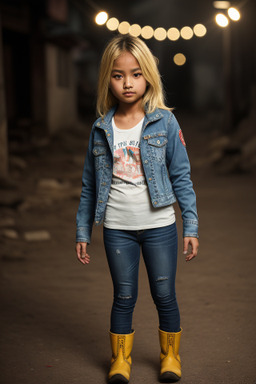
76, 128, 96, 244
166, 113, 199, 238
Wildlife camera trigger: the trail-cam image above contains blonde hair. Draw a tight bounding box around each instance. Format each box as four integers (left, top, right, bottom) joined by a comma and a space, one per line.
96, 34, 170, 117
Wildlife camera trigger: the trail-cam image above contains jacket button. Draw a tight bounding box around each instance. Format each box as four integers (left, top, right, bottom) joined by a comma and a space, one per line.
95, 220, 99, 224
157, 140, 160, 144
107, 133, 110, 136
148, 177, 152, 181
144, 160, 148, 164
97, 122, 100, 126
154, 201, 157, 205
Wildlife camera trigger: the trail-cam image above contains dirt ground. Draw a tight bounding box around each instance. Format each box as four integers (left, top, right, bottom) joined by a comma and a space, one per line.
0, 113, 256, 384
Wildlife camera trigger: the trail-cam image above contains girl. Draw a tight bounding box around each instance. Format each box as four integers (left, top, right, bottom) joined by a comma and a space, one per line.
76, 34, 199, 383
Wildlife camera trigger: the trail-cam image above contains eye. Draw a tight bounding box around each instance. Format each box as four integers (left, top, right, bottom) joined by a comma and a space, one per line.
112, 74, 122, 79
134, 72, 142, 78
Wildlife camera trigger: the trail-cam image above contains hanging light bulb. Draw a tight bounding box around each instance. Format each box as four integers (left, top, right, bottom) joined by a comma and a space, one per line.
95, 11, 108, 25
228, 7, 241, 21
215, 13, 229, 27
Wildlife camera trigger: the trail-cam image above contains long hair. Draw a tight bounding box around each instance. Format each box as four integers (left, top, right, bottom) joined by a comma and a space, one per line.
96, 34, 170, 117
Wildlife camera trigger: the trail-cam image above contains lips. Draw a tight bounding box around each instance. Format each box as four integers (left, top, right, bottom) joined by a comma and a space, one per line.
123, 92, 135, 96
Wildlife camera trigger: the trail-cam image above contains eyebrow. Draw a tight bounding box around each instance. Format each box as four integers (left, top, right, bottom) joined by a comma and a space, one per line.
111, 67, 141, 74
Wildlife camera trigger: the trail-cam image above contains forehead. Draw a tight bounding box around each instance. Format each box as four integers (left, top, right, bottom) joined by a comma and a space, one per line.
112, 51, 140, 69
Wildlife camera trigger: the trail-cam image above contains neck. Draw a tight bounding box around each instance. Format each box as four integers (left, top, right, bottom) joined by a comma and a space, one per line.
116, 101, 145, 118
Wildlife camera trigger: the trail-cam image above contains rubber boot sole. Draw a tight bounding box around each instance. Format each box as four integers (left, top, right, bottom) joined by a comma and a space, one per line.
160, 371, 181, 382
108, 374, 129, 384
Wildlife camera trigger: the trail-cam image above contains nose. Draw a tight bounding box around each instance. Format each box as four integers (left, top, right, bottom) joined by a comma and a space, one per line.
123, 76, 133, 89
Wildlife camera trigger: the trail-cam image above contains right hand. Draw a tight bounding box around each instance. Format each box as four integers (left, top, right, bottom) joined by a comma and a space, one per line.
76, 242, 90, 265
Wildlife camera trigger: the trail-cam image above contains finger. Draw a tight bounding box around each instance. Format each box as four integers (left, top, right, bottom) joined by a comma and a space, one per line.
183, 238, 189, 255
81, 243, 87, 259
83, 253, 91, 264
76, 243, 89, 265
76, 243, 82, 258
186, 239, 198, 262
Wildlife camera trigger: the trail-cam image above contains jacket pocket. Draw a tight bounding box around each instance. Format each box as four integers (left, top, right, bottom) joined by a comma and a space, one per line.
93, 143, 107, 170
145, 134, 167, 161
147, 136, 167, 147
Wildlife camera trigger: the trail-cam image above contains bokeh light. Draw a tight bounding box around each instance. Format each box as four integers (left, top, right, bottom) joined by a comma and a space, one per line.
180, 26, 193, 40
141, 25, 154, 39
167, 27, 180, 41
193, 24, 207, 37
215, 13, 229, 27
118, 21, 130, 34
154, 27, 167, 41
228, 7, 240, 21
95, 11, 108, 25
213, 1, 231, 9
173, 53, 186, 66
106, 17, 119, 31
129, 24, 141, 37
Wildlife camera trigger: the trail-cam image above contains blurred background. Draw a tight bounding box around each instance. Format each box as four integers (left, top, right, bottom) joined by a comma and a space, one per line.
0, 0, 255, 179
0, 1, 256, 384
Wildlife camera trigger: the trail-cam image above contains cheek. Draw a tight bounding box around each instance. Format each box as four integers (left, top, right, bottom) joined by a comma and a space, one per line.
141, 80, 147, 93
109, 81, 120, 94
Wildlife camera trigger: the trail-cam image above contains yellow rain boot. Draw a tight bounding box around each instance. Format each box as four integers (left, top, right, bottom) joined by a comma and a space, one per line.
108, 330, 135, 384
159, 328, 182, 382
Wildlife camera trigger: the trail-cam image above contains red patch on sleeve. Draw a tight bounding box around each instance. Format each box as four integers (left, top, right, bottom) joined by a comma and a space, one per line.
179, 129, 186, 146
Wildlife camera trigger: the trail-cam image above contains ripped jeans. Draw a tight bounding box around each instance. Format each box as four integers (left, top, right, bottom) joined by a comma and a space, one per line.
103, 223, 180, 334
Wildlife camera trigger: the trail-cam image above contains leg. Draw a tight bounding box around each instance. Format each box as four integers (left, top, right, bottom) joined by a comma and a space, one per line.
103, 228, 140, 383
141, 223, 180, 332
140, 224, 182, 381
103, 227, 141, 334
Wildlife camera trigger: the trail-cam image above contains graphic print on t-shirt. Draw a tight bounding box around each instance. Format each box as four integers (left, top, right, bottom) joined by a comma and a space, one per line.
113, 141, 144, 184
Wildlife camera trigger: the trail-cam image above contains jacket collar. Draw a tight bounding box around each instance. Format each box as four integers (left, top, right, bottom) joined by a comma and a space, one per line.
95, 106, 163, 130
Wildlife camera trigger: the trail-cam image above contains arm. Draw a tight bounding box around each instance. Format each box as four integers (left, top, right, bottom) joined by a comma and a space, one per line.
76, 127, 96, 245
166, 113, 199, 240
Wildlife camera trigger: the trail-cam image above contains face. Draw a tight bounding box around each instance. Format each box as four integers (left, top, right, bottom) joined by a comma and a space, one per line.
109, 51, 147, 106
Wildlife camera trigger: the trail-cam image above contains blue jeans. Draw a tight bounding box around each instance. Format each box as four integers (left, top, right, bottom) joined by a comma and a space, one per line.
103, 223, 180, 334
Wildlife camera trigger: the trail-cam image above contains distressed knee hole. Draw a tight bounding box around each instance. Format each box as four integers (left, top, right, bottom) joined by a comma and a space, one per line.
116, 249, 121, 255
156, 276, 168, 282
118, 294, 132, 300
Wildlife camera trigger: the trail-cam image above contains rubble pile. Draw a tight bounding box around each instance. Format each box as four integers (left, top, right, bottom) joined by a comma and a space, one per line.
209, 112, 256, 175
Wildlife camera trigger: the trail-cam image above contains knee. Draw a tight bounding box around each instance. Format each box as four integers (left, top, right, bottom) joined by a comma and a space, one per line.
152, 276, 176, 305
114, 283, 137, 309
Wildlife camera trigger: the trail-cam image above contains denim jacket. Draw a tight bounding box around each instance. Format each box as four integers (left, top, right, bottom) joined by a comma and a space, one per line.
76, 107, 199, 243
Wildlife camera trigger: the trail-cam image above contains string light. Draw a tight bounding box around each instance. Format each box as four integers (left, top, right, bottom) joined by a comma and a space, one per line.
154, 27, 167, 41
173, 53, 186, 66
180, 26, 193, 40
129, 24, 142, 37
167, 28, 180, 41
106, 17, 119, 31
95, 12, 207, 41
118, 21, 130, 34
95, 11, 108, 25
193, 24, 207, 37
141, 25, 154, 39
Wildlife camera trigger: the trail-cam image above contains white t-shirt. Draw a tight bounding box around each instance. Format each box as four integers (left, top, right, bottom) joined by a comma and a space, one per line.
103, 117, 175, 230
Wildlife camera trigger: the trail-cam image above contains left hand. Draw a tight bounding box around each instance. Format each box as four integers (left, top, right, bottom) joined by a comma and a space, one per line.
183, 237, 199, 262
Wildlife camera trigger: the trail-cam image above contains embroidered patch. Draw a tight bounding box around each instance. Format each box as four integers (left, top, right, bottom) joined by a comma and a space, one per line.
179, 129, 186, 146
